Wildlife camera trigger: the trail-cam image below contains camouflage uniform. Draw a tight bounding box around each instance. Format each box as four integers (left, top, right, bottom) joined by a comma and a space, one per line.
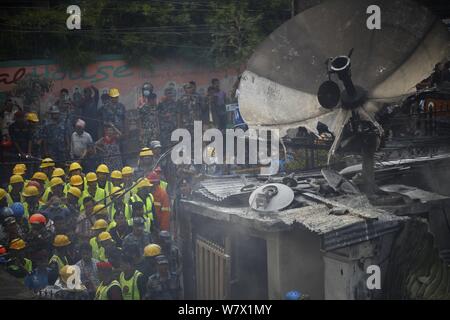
138, 103, 159, 148
99, 102, 126, 132
42, 120, 68, 161
176, 93, 203, 136
157, 99, 178, 150
145, 272, 179, 300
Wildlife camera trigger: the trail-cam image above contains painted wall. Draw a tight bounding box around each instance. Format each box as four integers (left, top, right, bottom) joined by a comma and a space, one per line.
0, 55, 239, 112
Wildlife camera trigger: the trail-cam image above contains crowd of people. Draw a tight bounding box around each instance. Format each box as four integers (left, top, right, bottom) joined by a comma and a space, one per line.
0, 77, 237, 299
0, 152, 181, 299
0, 78, 232, 176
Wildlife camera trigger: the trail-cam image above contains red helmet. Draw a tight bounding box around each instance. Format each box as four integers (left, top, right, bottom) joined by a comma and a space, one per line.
0, 245, 7, 255
29, 213, 46, 225
147, 171, 160, 183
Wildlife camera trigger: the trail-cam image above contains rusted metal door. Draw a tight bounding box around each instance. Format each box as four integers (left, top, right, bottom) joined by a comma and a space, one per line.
195, 236, 230, 300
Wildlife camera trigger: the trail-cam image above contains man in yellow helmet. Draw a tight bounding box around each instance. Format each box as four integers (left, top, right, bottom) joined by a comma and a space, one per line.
51, 168, 69, 193
121, 166, 137, 203
27, 113, 42, 171
31, 171, 49, 190
69, 175, 85, 196
90, 219, 108, 261
39, 158, 55, 182
136, 147, 154, 178
0, 188, 12, 208
7, 238, 33, 278
110, 170, 123, 188
68, 162, 83, 178
130, 178, 157, 234
82, 172, 106, 207
96, 164, 113, 195
66, 187, 82, 213
49, 235, 70, 278
41, 177, 65, 204
109, 187, 131, 223
22, 186, 40, 218
8, 175, 24, 203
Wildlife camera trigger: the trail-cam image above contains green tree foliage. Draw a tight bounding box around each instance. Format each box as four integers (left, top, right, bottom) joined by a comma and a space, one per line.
0, 0, 291, 70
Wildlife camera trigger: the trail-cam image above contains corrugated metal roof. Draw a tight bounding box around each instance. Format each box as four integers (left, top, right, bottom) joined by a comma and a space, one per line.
181, 194, 406, 251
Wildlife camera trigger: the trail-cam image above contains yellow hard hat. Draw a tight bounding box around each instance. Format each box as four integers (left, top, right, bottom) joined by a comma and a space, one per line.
10, 175, 24, 184
69, 162, 82, 172
32, 172, 48, 181
139, 147, 153, 157
121, 166, 134, 176
40, 158, 55, 169
98, 231, 112, 242
111, 186, 124, 197
50, 177, 64, 188
144, 244, 161, 257
0, 188, 6, 201
136, 178, 152, 189
86, 172, 98, 182
53, 234, 71, 247
13, 165, 25, 175
111, 170, 122, 179
69, 175, 84, 186
93, 204, 107, 215
9, 238, 27, 250
26, 112, 39, 123
109, 88, 120, 98
23, 186, 39, 197
96, 164, 110, 174
67, 187, 82, 198
91, 219, 108, 230
52, 168, 65, 178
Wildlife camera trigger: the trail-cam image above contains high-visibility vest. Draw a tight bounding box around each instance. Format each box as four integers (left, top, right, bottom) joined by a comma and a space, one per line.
42, 187, 66, 203
81, 187, 106, 211
6, 193, 13, 206
95, 280, 121, 300
122, 183, 138, 204
109, 203, 132, 222
49, 254, 68, 270
119, 270, 143, 300
23, 202, 38, 219
24, 258, 33, 273
89, 237, 107, 262
130, 194, 154, 218
98, 181, 113, 195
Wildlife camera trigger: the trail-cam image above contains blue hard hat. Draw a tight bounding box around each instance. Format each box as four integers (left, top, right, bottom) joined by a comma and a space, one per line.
10, 202, 24, 219
285, 290, 302, 300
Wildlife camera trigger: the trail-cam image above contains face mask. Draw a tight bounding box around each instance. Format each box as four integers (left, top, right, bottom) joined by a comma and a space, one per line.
143, 90, 151, 96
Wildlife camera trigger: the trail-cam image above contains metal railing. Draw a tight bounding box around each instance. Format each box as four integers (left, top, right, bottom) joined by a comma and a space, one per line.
195, 236, 230, 300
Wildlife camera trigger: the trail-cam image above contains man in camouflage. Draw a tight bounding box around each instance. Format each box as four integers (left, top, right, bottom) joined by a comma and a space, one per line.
42, 106, 69, 163
157, 87, 178, 152
138, 83, 159, 148
176, 82, 203, 137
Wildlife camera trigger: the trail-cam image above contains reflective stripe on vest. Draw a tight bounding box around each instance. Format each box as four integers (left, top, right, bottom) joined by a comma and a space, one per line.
119, 270, 143, 300
95, 280, 121, 300
90, 237, 107, 262
109, 203, 131, 222
130, 194, 154, 219
24, 258, 33, 273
